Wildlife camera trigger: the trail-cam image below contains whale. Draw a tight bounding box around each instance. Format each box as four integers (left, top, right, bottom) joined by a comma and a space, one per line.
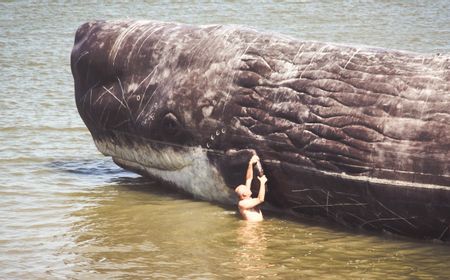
71, 20, 450, 241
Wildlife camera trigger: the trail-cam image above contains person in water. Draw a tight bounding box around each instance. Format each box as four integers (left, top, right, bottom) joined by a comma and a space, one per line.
235, 155, 268, 222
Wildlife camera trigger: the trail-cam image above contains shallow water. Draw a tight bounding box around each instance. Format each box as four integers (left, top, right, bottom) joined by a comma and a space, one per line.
1, 1, 449, 279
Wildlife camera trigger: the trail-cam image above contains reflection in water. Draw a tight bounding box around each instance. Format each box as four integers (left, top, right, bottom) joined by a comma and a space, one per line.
235, 222, 269, 276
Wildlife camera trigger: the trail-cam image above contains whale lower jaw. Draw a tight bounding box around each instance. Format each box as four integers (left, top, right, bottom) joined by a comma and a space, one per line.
94, 139, 236, 204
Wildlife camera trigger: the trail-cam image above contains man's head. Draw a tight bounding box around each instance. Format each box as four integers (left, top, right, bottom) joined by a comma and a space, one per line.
235, 184, 252, 199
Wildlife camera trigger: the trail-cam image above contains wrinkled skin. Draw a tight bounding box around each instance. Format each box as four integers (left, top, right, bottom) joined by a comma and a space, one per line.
71, 20, 450, 240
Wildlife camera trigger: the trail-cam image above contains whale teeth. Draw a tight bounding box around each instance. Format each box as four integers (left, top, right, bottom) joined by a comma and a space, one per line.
216, 130, 220, 136
206, 143, 210, 148
210, 135, 215, 140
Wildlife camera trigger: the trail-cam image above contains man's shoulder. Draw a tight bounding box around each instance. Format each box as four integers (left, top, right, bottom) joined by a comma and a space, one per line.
238, 198, 260, 210
238, 199, 246, 207
238, 199, 249, 208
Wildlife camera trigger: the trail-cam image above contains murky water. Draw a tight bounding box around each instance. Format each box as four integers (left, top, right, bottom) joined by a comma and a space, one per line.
1, 1, 449, 279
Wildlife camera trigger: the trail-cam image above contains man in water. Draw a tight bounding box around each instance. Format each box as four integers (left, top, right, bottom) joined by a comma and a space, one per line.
235, 155, 268, 222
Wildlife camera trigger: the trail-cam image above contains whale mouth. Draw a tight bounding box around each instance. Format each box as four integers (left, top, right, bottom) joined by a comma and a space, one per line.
93, 134, 194, 171
93, 136, 236, 203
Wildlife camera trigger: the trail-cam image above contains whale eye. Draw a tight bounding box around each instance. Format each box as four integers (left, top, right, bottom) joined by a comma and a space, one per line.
162, 112, 180, 134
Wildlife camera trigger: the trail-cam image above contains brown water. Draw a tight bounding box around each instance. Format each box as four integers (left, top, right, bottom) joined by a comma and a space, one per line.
1, 1, 449, 279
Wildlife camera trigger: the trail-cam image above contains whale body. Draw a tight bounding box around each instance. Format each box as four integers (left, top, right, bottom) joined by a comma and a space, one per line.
71, 20, 450, 240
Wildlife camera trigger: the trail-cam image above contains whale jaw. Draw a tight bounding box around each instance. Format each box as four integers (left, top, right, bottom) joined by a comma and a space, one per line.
94, 138, 236, 204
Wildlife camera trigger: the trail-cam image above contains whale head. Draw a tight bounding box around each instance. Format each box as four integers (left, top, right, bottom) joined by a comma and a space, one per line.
71, 20, 268, 204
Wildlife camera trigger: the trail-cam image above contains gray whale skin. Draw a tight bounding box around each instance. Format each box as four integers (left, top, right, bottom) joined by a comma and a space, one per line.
71, 20, 450, 241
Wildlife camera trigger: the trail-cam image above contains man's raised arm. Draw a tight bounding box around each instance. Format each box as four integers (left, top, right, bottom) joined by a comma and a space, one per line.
245, 155, 259, 188
256, 175, 267, 203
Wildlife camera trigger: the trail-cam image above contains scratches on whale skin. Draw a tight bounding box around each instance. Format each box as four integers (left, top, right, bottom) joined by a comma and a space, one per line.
333, 191, 362, 198
131, 24, 162, 56
74, 50, 89, 67
291, 188, 318, 193
98, 95, 111, 128
132, 64, 159, 97
343, 212, 369, 225
136, 74, 164, 123
325, 190, 330, 216
438, 226, 449, 241
292, 43, 305, 64
375, 198, 418, 229
299, 44, 329, 79
186, 25, 226, 70
347, 197, 367, 207
81, 85, 95, 111
344, 48, 360, 70
136, 25, 165, 56
111, 119, 130, 129
419, 55, 450, 120
109, 22, 143, 67
290, 201, 368, 209
101, 86, 126, 109
117, 76, 134, 121
93, 88, 109, 105
360, 217, 417, 229
101, 106, 113, 129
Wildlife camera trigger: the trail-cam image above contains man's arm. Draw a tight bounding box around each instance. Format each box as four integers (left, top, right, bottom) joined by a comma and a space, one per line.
245, 155, 259, 188
239, 175, 267, 209
256, 175, 267, 202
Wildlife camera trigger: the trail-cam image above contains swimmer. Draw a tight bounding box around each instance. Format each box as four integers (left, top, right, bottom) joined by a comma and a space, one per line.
235, 155, 268, 222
